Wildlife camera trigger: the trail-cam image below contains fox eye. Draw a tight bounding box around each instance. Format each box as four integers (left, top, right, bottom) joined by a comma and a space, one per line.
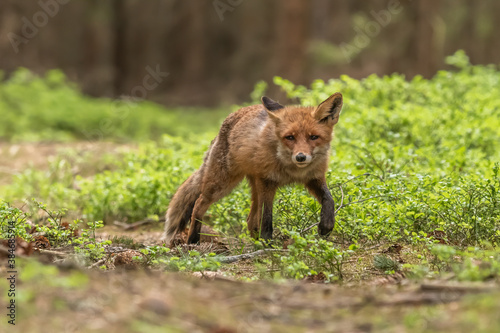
310, 135, 319, 140
285, 135, 295, 141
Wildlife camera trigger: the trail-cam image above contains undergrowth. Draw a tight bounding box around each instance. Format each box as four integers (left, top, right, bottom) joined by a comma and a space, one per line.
1, 51, 500, 282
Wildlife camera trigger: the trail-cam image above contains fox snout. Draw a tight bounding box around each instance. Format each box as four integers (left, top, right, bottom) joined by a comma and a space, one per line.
293, 152, 312, 167
296, 153, 307, 162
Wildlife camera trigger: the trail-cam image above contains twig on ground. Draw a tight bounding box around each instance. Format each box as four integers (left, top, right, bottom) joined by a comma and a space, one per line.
340, 195, 388, 209
36, 248, 68, 256
338, 173, 379, 187
104, 246, 130, 254
114, 217, 166, 230
363, 244, 384, 251
88, 259, 106, 269
30, 232, 47, 237
300, 222, 319, 234
219, 249, 285, 264
335, 183, 345, 214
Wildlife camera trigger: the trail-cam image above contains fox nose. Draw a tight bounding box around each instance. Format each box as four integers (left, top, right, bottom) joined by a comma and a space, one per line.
296, 153, 307, 162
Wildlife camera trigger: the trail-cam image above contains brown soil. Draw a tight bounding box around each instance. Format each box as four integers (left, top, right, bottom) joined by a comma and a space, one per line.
0, 142, 134, 186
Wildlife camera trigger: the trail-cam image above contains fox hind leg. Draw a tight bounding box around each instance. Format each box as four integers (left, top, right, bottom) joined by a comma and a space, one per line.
247, 177, 277, 241
187, 176, 244, 244
187, 194, 211, 244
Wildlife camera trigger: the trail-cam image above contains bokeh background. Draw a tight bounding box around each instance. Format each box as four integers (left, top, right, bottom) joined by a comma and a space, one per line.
1, 0, 499, 106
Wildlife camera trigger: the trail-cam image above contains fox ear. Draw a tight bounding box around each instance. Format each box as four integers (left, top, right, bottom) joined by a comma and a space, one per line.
261, 96, 284, 112
313, 92, 343, 125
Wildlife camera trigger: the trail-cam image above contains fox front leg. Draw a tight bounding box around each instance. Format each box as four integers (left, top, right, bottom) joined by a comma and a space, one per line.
305, 178, 335, 236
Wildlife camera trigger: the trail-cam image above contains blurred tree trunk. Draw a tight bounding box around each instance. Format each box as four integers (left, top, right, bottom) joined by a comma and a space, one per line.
484, 1, 500, 62
462, 1, 480, 62
113, 0, 127, 96
272, 0, 310, 85
415, 0, 438, 77
311, 0, 330, 40
183, 1, 208, 88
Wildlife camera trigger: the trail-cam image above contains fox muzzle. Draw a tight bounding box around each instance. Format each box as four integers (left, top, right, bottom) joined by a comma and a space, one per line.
293, 152, 312, 167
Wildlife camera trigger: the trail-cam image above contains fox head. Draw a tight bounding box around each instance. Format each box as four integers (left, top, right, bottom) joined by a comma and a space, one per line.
262, 93, 343, 168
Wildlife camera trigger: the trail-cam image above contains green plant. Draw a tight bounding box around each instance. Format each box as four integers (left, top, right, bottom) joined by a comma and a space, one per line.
408, 243, 500, 282
71, 220, 110, 261
373, 254, 401, 273
0, 201, 30, 241
159, 250, 222, 273
135, 245, 171, 266
274, 230, 351, 281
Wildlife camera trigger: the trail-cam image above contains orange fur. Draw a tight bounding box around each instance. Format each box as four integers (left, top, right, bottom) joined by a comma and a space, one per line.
163, 93, 343, 244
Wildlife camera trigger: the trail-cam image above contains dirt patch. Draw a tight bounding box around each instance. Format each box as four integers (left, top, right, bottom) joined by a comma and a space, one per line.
0, 141, 135, 186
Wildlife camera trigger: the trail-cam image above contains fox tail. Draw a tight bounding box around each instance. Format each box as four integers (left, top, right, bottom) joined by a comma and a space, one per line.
162, 169, 202, 243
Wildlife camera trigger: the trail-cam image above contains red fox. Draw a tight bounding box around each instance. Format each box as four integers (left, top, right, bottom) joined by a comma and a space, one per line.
163, 93, 343, 244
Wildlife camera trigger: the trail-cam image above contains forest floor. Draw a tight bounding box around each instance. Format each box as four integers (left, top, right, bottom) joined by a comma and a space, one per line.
2, 251, 500, 333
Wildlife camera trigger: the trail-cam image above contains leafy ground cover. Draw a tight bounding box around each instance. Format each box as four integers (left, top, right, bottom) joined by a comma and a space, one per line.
0, 68, 227, 142
1, 51, 500, 331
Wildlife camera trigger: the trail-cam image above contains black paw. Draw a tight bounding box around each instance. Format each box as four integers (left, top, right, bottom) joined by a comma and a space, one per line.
187, 233, 200, 244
